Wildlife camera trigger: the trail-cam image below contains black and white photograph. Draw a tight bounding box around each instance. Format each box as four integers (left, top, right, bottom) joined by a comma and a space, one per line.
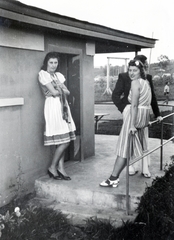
0, 0, 173, 239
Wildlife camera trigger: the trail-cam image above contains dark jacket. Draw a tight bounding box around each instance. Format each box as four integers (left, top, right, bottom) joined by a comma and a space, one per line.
112, 72, 160, 118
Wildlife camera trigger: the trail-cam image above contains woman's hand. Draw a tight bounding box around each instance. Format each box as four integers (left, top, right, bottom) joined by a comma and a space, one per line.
45, 82, 61, 97
157, 116, 163, 122
59, 83, 70, 95
129, 126, 137, 135
55, 88, 61, 97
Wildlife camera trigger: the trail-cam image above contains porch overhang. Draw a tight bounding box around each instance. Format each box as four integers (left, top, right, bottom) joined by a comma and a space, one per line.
0, 0, 157, 53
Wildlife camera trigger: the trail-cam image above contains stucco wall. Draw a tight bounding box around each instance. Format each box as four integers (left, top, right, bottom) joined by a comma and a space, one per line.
82, 55, 95, 158
0, 27, 95, 206
0, 45, 53, 206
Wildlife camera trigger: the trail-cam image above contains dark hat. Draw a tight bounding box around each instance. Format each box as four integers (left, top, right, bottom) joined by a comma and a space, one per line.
133, 55, 147, 65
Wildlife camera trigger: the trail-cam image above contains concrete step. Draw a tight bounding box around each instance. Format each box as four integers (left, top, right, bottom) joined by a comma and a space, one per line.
30, 195, 137, 227
35, 175, 140, 212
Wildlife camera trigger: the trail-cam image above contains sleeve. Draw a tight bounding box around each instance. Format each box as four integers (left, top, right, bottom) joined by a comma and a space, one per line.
38, 70, 52, 85
56, 72, 66, 83
148, 75, 161, 118
112, 73, 130, 113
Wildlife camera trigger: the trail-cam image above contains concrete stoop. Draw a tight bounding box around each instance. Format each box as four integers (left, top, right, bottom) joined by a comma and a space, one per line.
34, 135, 173, 226
34, 175, 139, 225
31, 196, 137, 227
35, 176, 140, 211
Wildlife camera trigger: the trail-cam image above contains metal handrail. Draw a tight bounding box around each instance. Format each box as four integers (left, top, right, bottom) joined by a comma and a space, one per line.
126, 109, 174, 215
149, 112, 174, 125
129, 135, 174, 166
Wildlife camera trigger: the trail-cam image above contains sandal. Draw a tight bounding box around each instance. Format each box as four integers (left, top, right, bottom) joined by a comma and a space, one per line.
99, 178, 119, 188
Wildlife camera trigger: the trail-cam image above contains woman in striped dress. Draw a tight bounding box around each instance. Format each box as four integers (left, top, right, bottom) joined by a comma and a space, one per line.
38, 52, 76, 180
100, 59, 152, 187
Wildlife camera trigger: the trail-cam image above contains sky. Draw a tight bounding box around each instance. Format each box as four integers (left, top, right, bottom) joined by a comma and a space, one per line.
18, 0, 174, 67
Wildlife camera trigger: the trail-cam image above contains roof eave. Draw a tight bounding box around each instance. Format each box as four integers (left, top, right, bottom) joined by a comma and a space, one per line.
0, 0, 157, 51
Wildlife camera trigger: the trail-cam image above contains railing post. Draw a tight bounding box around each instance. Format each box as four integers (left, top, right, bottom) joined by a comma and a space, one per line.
160, 121, 163, 170
126, 134, 132, 215
126, 156, 130, 215
172, 106, 174, 143
125, 109, 174, 214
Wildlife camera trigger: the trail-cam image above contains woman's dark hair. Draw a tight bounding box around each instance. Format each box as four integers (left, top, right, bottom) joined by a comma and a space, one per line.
128, 60, 146, 80
41, 52, 60, 71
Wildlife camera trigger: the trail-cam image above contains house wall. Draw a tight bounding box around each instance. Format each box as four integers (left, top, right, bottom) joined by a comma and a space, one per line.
0, 45, 50, 206
82, 54, 95, 157
0, 25, 95, 206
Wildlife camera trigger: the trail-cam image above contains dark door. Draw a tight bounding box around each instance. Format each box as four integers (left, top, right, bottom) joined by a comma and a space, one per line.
66, 55, 81, 161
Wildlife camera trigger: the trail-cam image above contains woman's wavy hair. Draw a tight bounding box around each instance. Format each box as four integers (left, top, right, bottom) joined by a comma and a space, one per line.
128, 60, 146, 80
41, 52, 60, 71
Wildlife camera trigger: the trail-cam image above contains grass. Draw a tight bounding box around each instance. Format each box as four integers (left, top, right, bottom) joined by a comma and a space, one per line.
0, 194, 84, 240
96, 111, 173, 140
96, 119, 123, 135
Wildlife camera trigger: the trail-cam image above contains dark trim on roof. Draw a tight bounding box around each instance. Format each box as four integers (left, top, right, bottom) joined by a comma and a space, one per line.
0, 0, 157, 52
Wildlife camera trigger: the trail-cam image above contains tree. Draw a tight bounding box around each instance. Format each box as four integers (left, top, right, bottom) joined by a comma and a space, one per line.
157, 55, 170, 72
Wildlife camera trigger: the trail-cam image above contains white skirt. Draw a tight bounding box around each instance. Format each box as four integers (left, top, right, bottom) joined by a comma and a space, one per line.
44, 96, 76, 146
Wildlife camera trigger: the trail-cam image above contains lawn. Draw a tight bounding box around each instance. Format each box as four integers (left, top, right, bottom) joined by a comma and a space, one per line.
96, 111, 174, 140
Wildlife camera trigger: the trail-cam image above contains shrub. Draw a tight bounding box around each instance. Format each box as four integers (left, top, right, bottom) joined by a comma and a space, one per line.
0, 206, 72, 240
82, 218, 145, 240
134, 156, 174, 239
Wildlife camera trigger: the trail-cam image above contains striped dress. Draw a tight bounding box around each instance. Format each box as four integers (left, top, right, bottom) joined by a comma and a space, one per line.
116, 78, 152, 160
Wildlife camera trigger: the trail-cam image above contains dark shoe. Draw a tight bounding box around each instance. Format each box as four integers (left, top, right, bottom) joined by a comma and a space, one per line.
57, 170, 71, 180
48, 170, 62, 180
99, 178, 119, 187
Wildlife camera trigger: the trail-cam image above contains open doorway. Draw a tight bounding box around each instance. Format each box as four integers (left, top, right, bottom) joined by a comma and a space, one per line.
58, 53, 81, 162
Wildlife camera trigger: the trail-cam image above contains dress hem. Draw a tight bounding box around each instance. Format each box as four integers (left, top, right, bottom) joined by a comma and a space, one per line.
44, 131, 76, 146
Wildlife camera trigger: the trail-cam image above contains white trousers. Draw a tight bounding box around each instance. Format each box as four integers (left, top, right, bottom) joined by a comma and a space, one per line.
131, 127, 150, 173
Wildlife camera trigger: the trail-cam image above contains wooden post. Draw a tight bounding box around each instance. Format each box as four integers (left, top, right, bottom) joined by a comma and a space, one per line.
125, 59, 128, 72
160, 121, 164, 170
106, 58, 110, 89
172, 106, 174, 142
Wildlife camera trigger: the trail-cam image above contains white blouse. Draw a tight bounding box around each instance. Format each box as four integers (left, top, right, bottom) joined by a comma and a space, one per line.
38, 70, 65, 85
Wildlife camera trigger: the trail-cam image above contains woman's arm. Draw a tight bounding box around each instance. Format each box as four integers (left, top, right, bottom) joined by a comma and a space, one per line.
55, 72, 70, 95
59, 83, 70, 95
45, 82, 61, 97
130, 80, 140, 134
